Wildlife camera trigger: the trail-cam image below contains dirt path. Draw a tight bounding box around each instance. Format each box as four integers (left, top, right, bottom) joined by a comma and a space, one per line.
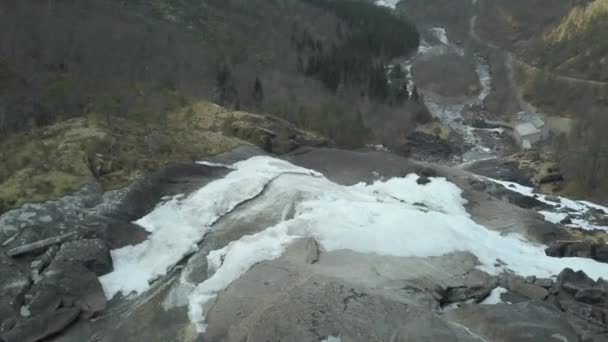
469, 16, 607, 88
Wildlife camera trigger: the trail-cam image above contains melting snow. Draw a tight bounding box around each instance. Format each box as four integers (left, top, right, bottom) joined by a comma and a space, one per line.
431, 27, 449, 45
488, 178, 608, 231
102, 156, 608, 333
480, 287, 509, 305
188, 224, 296, 332
99, 157, 321, 299
374, 0, 400, 9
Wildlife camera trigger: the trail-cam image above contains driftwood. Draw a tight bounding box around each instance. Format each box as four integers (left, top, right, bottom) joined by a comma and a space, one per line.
7, 232, 75, 257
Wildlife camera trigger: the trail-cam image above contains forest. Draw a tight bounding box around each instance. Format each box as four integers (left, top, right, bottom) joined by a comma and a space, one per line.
0, 0, 427, 148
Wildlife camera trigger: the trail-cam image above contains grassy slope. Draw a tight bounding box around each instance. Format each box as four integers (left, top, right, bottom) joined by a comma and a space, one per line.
477, 0, 608, 82
543, 0, 608, 81
0, 0, 425, 212
0, 102, 238, 212
0, 101, 329, 213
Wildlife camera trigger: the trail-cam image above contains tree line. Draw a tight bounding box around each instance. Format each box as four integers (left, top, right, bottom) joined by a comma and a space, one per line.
0, 0, 428, 150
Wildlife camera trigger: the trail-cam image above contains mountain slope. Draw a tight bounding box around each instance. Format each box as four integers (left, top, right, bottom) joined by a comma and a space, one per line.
477, 0, 608, 82
0, 0, 426, 148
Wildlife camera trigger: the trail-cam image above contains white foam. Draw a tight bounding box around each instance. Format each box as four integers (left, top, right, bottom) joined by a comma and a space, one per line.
374, 0, 400, 9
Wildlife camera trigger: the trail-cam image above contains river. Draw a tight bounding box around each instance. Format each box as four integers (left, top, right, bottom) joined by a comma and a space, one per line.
398, 26, 499, 165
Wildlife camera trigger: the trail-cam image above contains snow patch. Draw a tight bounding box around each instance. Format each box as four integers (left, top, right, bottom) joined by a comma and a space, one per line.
481, 287, 509, 305
103, 156, 608, 333
99, 157, 321, 299
196, 161, 234, 169
431, 27, 449, 45
488, 178, 608, 231
188, 224, 297, 332
374, 0, 400, 9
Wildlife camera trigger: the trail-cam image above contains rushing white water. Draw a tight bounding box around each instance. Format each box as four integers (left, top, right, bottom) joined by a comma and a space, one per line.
406, 26, 496, 163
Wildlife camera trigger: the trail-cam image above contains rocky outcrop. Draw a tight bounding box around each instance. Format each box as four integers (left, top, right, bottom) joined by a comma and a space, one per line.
546, 241, 608, 263
469, 178, 550, 210
0, 149, 253, 341
1, 307, 80, 342
0, 146, 604, 341
397, 131, 462, 163
222, 112, 331, 155
547, 268, 608, 339
54, 239, 113, 276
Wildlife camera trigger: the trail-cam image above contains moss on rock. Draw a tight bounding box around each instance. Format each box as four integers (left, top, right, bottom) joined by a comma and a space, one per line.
0, 101, 329, 213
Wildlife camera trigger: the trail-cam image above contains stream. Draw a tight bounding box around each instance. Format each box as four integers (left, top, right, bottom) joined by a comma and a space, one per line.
399, 26, 503, 165
377, 0, 502, 165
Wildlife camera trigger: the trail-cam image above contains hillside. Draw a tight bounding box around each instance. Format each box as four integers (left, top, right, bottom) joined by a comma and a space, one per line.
5, 2, 608, 341
472, 0, 608, 200
0, 101, 328, 214
477, 0, 608, 82
0, 0, 431, 211
3, 146, 608, 341
0, 0, 426, 149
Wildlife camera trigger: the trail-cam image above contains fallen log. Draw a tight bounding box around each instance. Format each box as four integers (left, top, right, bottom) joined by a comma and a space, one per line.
7, 232, 75, 257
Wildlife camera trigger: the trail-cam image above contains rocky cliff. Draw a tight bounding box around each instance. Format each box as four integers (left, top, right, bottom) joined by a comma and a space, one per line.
2, 146, 608, 341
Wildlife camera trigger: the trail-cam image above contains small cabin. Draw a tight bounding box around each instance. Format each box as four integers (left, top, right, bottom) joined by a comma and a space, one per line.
513, 112, 548, 149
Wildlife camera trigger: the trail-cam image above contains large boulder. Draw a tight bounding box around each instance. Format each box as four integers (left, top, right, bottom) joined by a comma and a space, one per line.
547, 268, 608, 339
0, 307, 80, 342
442, 270, 498, 304
26, 260, 106, 318
507, 278, 549, 300
546, 242, 608, 263
54, 239, 112, 276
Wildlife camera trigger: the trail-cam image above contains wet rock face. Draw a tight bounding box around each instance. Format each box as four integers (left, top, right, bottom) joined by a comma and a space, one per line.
446, 301, 580, 342
397, 131, 461, 163
467, 179, 550, 211
0, 146, 606, 342
464, 159, 532, 186
546, 242, 608, 263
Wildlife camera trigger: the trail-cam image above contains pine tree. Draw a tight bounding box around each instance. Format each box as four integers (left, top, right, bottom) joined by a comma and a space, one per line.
252, 77, 264, 109
215, 64, 239, 108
